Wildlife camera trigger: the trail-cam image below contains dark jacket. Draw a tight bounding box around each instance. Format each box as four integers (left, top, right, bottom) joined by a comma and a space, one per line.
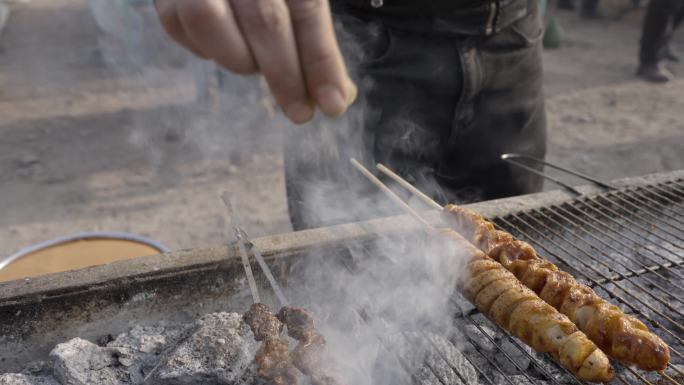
341, 0, 530, 36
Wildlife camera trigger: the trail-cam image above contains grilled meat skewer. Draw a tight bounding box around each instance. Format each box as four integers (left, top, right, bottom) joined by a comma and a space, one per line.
244, 303, 300, 385
441, 228, 615, 383
443, 205, 671, 372
277, 306, 344, 385
278, 306, 315, 340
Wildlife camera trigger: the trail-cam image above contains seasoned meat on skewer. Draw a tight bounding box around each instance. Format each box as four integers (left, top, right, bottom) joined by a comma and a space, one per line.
291, 330, 326, 375
278, 306, 315, 340
293, 331, 342, 385
256, 338, 300, 385
244, 303, 299, 385
443, 204, 671, 372
244, 303, 284, 341
278, 307, 344, 385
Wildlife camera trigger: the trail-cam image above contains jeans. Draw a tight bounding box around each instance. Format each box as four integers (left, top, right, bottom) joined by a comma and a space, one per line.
283, 0, 547, 230
640, 0, 684, 66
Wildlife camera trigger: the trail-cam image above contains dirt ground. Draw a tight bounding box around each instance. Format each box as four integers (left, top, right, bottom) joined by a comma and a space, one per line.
0, 0, 683, 256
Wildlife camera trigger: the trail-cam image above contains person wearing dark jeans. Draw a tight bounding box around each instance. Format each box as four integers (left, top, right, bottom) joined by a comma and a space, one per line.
284, 0, 547, 229
639, 0, 684, 82
155, 0, 547, 231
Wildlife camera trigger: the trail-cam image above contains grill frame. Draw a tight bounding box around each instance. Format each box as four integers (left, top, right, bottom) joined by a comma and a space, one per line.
331, 179, 684, 385
0, 170, 682, 383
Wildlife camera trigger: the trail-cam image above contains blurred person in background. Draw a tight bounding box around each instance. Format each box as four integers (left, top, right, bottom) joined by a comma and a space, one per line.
557, 0, 602, 18
154, 0, 547, 230
638, 0, 684, 82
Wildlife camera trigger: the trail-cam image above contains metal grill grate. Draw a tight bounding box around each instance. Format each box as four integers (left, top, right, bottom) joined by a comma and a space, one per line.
327, 179, 684, 385
489, 180, 684, 385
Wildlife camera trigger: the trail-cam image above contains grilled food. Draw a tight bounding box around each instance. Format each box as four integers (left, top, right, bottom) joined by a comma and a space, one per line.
244, 303, 300, 385
278, 306, 316, 340
441, 228, 615, 383
290, 330, 326, 375
255, 338, 301, 385
443, 204, 671, 372
278, 306, 343, 385
244, 303, 284, 341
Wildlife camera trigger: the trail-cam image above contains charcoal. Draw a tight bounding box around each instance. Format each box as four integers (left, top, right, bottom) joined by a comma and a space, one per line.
385, 331, 428, 370
412, 365, 442, 385
526, 352, 565, 382
106, 325, 183, 383
463, 352, 492, 377
463, 324, 497, 352
617, 365, 660, 385
425, 334, 479, 385
658, 364, 684, 385
423, 349, 465, 385
494, 339, 532, 375
109, 325, 182, 356
492, 373, 546, 385
451, 294, 476, 315
19, 361, 51, 377
50, 338, 131, 385
154, 312, 257, 385
0, 374, 59, 385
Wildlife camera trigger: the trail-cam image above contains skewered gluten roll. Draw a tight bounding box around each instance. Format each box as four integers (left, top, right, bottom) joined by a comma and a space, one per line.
443, 204, 671, 372
441, 228, 615, 383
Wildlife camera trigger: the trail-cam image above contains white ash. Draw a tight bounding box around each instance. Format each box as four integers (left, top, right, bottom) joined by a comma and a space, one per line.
17, 361, 51, 378
153, 312, 257, 385
386, 331, 430, 371
462, 351, 492, 376
412, 365, 442, 385
422, 349, 462, 385
492, 373, 547, 385
380, 331, 480, 385
494, 339, 532, 375
0, 374, 59, 385
462, 324, 497, 353
2, 312, 256, 385
604, 251, 639, 274
616, 365, 661, 385
107, 325, 184, 384
50, 338, 130, 385
425, 333, 479, 385
451, 293, 476, 316
526, 352, 565, 383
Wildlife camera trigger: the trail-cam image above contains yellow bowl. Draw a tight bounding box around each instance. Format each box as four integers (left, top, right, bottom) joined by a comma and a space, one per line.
0, 233, 168, 282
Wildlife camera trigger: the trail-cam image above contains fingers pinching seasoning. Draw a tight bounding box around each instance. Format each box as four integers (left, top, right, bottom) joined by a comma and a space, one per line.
154, 0, 357, 123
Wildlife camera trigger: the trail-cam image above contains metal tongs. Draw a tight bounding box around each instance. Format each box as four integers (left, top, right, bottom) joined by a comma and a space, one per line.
501, 153, 617, 196
221, 192, 289, 307
141, 195, 289, 384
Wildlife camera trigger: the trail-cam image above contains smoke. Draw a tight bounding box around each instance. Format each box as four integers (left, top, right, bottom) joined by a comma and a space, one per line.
265, 16, 477, 384
106, 4, 475, 382
284, 222, 472, 385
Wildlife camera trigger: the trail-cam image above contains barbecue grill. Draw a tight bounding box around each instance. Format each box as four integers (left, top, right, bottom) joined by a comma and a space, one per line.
1, 170, 682, 385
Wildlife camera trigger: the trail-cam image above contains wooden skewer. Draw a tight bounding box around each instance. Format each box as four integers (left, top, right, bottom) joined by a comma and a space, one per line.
221, 192, 261, 304
350, 158, 434, 229
376, 163, 444, 211
350, 159, 484, 253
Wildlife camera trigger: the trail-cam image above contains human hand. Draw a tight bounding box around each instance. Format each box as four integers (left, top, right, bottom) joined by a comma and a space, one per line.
155, 0, 357, 124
